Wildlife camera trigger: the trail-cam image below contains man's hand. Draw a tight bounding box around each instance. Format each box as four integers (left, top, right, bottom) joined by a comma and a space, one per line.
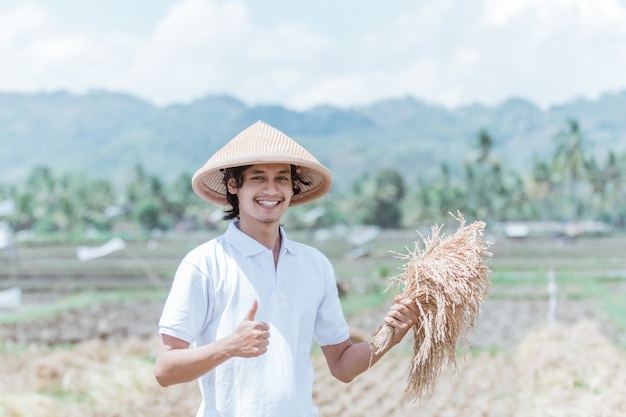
229, 299, 270, 358
383, 296, 420, 346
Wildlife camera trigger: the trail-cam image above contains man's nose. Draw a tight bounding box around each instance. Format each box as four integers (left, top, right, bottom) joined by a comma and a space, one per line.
263, 180, 280, 193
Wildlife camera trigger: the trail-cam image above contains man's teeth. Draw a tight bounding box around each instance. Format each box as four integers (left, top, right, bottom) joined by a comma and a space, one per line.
258, 200, 279, 207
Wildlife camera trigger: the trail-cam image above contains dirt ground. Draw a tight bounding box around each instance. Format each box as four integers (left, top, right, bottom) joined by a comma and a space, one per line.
0, 288, 618, 347
1, 294, 626, 417
2, 231, 626, 416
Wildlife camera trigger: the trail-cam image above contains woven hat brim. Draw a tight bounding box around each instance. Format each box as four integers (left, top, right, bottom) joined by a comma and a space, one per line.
192, 157, 332, 207
191, 120, 333, 207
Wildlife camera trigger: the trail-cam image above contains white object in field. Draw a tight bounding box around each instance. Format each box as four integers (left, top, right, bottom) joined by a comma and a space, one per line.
0, 222, 13, 249
0, 287, 21, 309
299, 206, 326, 225
505, 223, 530, 238
209, 209, 224, 223
76, 237, 127, 261
347, 226, 380, 246
547, 268, 557, 325
0, 199, 15, 216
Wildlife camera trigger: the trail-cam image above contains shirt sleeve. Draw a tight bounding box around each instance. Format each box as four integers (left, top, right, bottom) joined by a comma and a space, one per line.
313, 256, 350, 346
158, 257, 213, 345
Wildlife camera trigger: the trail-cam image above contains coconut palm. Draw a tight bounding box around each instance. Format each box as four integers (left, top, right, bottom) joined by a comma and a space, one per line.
347, 168, 406, 228
528, 158, 556, 220
551, 119, 588, 220
372, 168, 406, 228
603, 151, 626, 227
462, 129, 512, 222
476, 128, 493, 163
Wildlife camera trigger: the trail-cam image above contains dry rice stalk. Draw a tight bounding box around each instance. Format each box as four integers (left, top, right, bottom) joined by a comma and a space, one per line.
370, 211, 492, 400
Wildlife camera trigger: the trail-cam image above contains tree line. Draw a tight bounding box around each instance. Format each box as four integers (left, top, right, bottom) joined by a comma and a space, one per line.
1, 119, 625, 241
346, 119, 626, 230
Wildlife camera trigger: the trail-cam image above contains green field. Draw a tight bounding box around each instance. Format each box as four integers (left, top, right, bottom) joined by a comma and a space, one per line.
2, 227, 626, 338
1, 228, 626, 417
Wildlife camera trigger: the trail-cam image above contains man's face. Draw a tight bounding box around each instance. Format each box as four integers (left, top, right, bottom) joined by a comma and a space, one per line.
227, 163, 294, 225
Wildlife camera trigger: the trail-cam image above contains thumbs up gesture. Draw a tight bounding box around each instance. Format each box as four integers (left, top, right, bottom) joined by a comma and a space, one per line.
230, 299, 270, 358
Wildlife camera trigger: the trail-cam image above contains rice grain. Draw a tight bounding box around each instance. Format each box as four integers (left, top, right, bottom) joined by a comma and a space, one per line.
370, 212, 492, 400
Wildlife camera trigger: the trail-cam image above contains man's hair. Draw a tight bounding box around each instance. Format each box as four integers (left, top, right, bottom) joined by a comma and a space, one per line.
221, 165, 310, 220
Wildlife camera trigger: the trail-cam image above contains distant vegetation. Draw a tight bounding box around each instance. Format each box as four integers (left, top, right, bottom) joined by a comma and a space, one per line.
2, 89, 626, 189
1, 117, 625, 240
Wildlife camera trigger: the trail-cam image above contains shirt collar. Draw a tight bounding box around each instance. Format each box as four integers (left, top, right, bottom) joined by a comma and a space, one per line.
225, 220, 297, 257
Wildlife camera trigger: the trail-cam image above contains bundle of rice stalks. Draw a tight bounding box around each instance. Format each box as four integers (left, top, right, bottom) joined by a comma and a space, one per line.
370, 212, 492, 400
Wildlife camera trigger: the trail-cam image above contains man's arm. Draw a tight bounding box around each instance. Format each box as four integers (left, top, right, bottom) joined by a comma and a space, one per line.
155, 300, 269, 387
321, 297, 418, 383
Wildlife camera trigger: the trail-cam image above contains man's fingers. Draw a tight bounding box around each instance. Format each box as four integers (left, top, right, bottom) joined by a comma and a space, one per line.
385, 312, 414, 327
386, 301, 419, 327
398, 298, 417, 307
394, 298, 420, 316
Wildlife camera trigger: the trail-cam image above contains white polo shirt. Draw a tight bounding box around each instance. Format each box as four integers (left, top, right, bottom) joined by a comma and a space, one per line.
159, 221, 350, 417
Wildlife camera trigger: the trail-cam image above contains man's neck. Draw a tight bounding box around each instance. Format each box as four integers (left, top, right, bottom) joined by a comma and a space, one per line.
236, 219, 281, 251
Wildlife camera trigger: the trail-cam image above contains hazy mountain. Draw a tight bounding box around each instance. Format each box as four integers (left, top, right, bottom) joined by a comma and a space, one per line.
1, 89, 625, 190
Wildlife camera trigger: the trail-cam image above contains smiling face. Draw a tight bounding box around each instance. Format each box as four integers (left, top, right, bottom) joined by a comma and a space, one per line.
227, 163, 294, 229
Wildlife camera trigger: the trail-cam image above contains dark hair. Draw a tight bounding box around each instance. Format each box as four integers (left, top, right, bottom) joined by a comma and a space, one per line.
221, 165, 310, 220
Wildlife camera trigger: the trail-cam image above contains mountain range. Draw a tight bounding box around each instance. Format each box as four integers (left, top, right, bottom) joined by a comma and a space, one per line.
2, 89, 625, 191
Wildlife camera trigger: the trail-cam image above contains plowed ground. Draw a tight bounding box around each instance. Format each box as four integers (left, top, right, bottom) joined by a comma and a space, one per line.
1, 233, 626, 416
1, 300, 625, 417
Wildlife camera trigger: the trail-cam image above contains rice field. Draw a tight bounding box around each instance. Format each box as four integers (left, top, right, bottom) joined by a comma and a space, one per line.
1, 228, 625, 416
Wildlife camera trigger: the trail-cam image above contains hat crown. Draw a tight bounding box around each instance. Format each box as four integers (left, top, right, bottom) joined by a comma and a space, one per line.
206, 121, 320, 166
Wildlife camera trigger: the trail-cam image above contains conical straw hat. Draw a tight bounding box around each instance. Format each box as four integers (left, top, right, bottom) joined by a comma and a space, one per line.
192, 120, 332, 206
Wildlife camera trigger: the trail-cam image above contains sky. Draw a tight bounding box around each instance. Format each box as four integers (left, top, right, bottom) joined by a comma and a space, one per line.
1, 0, 626, 110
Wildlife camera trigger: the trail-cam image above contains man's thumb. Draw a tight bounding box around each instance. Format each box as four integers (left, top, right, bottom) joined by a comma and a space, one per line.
245, 299, 258, 321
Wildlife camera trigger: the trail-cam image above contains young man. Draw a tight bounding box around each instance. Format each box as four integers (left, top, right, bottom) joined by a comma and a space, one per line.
155, 121, 419, 416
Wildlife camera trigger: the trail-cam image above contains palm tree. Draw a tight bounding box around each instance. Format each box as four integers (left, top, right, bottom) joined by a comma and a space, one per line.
372, 168, 406, 228
463, 129, 511, 221
347, 168, 406, 228
551, 119, 588, 221
477, 129, 493, 163
603, 151, 626, 227
528, 158, 555, 220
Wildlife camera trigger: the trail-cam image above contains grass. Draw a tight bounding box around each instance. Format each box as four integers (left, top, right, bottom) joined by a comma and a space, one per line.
601, 291, 626, 335
37, 389, 87, 403
0, 289, 167, 325
340, 291, 391, 317
2, 230, 626, 416
2, 229, 625, 340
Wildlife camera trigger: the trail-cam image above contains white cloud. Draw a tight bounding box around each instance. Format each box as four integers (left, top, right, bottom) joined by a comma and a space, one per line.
109, 0, 252, 103
574, 0, 626, 34
0, 2, 137, 93
29, 37, 89, 72
482, 0, 626, 34
388, 0, 455, 53
0, 0, 625, 109
481, 0, 541, 27
0, 3, 46, 46
108, 0, 331, 106
381, 0, 626, 108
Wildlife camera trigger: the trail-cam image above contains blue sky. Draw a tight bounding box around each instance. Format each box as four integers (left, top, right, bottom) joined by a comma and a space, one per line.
1, 0, 626, 110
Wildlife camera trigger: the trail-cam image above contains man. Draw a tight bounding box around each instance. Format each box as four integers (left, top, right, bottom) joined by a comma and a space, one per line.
155, 121, 419, 416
